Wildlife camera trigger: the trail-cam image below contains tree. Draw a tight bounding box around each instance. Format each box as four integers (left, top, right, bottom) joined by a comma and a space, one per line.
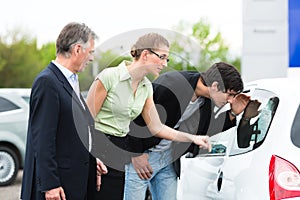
169, 18, 241, 72
0, 29, 43, 87
0, 28, 56, 88
39, 42, 56, 68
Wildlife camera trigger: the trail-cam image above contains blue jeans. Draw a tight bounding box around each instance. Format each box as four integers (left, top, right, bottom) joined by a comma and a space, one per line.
124, 148, 177, 200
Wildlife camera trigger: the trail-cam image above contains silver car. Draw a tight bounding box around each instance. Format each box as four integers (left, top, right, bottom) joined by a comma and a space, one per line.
0, 88, 30, 186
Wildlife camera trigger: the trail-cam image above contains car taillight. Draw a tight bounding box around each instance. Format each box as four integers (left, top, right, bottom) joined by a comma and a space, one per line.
269, 155, 300, 200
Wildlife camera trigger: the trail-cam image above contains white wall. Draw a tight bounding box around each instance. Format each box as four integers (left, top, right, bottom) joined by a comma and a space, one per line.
242, 0, 289, 82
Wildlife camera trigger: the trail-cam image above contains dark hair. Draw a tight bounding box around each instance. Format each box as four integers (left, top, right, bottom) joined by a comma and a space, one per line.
201, 62, 243, 93
130, 33, 169, 60
56, 22, 97, 57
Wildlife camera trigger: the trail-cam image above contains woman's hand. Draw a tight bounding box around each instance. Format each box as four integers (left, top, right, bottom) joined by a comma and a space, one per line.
193, 135, 212, 152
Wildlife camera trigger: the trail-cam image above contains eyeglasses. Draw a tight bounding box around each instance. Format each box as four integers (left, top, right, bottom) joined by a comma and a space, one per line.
148, 49, 169, 62
226, 92, 239, 98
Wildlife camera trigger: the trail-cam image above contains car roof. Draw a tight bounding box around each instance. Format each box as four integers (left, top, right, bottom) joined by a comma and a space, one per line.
0, 88, 31, 95
0, 88, 31, 106
246, 77, 300, 98
0, 88, 31, 102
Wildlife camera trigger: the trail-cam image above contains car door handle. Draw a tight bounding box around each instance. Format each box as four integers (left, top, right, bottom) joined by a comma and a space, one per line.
217, 171, 223, 192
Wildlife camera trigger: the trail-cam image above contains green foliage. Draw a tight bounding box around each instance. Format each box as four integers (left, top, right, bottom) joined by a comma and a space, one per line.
170, 18, 241, 72
0, 28, 56, 88
39, 43, 56, 67
96, 50, 131, 72
0, 20, 240, 88
79, 50, 131, 91
0, 31, 39, 87
0, 42, 6, 72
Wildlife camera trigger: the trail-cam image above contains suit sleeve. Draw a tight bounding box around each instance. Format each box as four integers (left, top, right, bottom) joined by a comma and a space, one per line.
30, 77, 61, 191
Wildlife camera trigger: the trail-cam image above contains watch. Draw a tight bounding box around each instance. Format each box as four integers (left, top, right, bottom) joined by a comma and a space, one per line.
242, 117, 250, 122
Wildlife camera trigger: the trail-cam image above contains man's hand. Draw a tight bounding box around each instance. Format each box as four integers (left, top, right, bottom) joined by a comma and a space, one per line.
243, 100, 261, 119
132, 153, 153, 180
45, 187, 66, 200
231, 94, 251, 115
96, 158, 108, 191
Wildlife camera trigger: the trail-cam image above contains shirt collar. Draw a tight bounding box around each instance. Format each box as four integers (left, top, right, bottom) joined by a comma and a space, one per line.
119, 61, 131, 81
119, 60, 149, 86
52, 60, 74, 80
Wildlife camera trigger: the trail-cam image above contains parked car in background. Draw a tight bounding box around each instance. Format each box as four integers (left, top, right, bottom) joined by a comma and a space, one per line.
0, 88, 30, 186
177, 77, 300, 200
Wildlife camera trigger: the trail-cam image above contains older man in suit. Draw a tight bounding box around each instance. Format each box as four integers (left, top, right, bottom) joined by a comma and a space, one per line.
21, 22, 107, 200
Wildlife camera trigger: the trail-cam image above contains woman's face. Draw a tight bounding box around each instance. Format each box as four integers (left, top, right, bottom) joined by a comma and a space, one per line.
145, 45, 169, 77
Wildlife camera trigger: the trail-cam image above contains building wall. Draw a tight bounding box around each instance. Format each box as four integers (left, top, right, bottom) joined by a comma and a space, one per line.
242, 0, 289, 82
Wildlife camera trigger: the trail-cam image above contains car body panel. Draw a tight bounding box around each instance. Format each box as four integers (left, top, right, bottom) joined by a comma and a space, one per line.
0, 88, 30, 168
177, 78, 300, 200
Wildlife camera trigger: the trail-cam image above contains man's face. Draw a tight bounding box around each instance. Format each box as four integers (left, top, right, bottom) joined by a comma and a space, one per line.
77, 39, 95, 73
210, 82, 238, 107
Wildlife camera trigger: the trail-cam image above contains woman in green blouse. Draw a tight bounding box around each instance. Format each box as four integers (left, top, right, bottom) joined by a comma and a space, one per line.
86, 33, 211, 200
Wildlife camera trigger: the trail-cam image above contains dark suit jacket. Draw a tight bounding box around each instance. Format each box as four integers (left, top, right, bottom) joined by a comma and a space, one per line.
21, 63, 95, 200
129, 71, 236, 176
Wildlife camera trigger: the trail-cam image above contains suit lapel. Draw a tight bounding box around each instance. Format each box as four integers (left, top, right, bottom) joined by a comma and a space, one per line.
48, 63, 86, 110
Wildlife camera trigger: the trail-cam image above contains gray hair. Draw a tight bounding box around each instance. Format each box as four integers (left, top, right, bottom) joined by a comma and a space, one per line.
56, 22, 98, 57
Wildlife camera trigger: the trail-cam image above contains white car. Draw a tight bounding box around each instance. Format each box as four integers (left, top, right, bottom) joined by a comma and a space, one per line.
0, 88, 30, 186
177, 77, 300, 200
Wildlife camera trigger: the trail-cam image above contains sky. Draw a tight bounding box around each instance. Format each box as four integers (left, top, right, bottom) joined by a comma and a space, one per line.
0, 0, 242, 55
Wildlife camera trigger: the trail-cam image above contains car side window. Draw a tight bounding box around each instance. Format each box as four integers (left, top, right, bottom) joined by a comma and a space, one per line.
0, 96, 21, 112
233, 89, 279, 155
291, 104, 300, 148
249, 97, 279, 149
193, 89, 280, 157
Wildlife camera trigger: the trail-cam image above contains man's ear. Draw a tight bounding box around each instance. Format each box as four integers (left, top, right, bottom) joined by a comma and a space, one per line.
73, 44, 81, 55
211, 81, 219, 91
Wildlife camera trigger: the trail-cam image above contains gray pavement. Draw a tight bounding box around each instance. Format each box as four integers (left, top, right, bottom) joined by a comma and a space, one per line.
0, 170, 22, 200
